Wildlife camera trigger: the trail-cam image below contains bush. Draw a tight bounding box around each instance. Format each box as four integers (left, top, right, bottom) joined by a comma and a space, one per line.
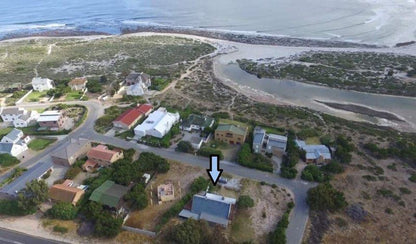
321, 161, 344, 174
137, 152, 170, 173
409, 173, 416, 183
307, 183, 347, 212
197, 147, 224, 160
399, 187, 411, 195
47, 202, 78, 220
301, 165, 325, 182
64, 167, 82, 180
17, 180, 49, 213
86, 79, 103, 93
237, 195, 255, 209
176, 141, 194, 153
0, 154, 20, 167
280, 166, 298, 179
94, 212, 123, 238
268, 207, 292, 244
53, 225, 68, 234
0, 199, 27, 216
124, 184, 148, 210
168, 219, 227, 244
237, 143, 273, 172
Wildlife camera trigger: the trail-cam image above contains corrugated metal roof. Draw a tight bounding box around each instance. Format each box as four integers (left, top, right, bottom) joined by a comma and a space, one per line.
216, 124, 247, 136
89, 180, 128, 208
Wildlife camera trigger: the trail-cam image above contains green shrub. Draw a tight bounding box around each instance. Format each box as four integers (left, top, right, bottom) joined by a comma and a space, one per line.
197, 147, 224, 160
53, 225, 68, 234
399, 187, 411, 194
385, 208, 393, 214
237, 195, 255, 209
0, 154, 20, 167
176, 141, 194, 153
321, 161, 344, 174
0, 199, 27, 216
64, 167, 82, 179
307, 183, 347, 212
47, 202, 78, 220
301, 165, 325, 182
237, 143, 273, 172
409, 173, 416, 183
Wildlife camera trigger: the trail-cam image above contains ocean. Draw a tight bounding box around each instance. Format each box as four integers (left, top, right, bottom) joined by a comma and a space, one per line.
0, 0, 415, 45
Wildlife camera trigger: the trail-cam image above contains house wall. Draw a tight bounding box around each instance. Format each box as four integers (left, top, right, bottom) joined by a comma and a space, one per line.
38, 117, 64, 129
113, 121, 129, 130
33, 82, 54, 91
215, 131, 246, 145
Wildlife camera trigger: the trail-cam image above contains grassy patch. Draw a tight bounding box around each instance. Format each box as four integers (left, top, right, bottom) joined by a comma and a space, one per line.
231, 209, 255, 242
219, 118, 250, 130
306, 136, 321, 144
28, 138, 56, 151
0, 154, 20, 167
65, 91, 83, 101
24, 91, 48, 102
0, 127, 13, 140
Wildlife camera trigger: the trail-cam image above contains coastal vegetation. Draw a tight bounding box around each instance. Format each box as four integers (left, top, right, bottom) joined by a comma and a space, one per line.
237, 51, 416, 96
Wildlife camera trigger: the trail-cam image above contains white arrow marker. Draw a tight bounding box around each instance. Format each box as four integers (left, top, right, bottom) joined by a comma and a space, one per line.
207, 155, 223, 186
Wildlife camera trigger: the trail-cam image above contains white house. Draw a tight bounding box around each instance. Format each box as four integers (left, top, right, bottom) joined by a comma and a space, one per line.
0, 107, 26, 122
0, 142, 28, 157
134, 107, 180, 138
68, 77, 88, 91
13, 110, 39, 128
1, 128, 30, 144
32, 77, 54, 91
125, 72, 151, 96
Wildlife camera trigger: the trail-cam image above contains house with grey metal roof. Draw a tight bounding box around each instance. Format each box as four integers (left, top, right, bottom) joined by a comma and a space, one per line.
0, 107, 26, 122
179, 192, 236, 227
51, 138, 91, 166
0, 161, 53, 197
266, 134, 288, 156
295, 140, 331, 164
252, 126, 266, 153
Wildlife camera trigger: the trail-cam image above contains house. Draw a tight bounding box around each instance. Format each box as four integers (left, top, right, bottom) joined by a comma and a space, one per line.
89, 180, 129, 210
157, 183, 175, 204
215, 124, 247, 145
180, 114, 215, 132
0, 142, 27, 157
0, 162, 53, 197
295, 140, 331, 164
179, 192, 236, 227
125, 72, 151, 96
0, 107, 26, 122
68, 77, 88, 91
266, 134, 288, 156
49, 180, 85, 205
1, 128, 30, 144
252, 126, 266, 153
37, 110, 65, 130
32, 77, 54, 91
190, 136, 204, 150
85, 144, 123, 168
112, 104, 153, 130
134, 107, 180, 138
125, 72, 151, 86
13, 110, 39, 128
51, 138, 91, 166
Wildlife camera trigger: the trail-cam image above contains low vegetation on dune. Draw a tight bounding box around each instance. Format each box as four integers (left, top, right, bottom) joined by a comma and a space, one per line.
238, 51, 416, 96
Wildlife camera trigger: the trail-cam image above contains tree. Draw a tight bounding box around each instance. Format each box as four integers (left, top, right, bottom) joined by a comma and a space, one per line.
137, 152, 170, 173
237, 195, 255, 209
307, 183, 347, 211
86, 80, 103, 93
94, 212, 123, 238
17, 180, 49, 213
280, 166, 297, 179
190, 177, 209, 193
176, 141, 194, 153
47, 202, 77, 220
321, 161, 344, 174
301, 165, 325, 182
111, 159, 142, 185
124, 184, 148, 210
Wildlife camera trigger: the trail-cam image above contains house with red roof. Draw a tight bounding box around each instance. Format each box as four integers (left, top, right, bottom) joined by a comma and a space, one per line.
83, 145, 124, 170
112, 104, 153, 130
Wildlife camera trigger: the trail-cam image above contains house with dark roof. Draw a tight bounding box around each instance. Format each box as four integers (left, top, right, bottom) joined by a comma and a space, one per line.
49, 180, 85, 205
51, 138, 91, 166
179, 192, 236, 227
85, 144, 123, 168
89, 180, 129, 210
0, 162, 53, 197
215, 124, 248, 145
112, 104, 153, 130
252, 126, 266, 153
180, 114, 215, 132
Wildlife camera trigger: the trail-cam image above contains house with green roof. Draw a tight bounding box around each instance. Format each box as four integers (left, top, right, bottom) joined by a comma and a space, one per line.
89, 180, 129, 210
180, 114, 215, 132
215, 124, 247, 145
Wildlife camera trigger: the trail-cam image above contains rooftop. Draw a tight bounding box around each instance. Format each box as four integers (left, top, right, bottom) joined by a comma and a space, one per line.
51, 138, 90, 160
0, 162, 53, 196
158, 183, 174, 197
87, 144, 120, 162
37, 110, 61, 122
1, 107, 25, 115
295, 140, 331, 160
114, 104, 153, 127
89, 180, 129, 208
253, 126, 266, 145
68, 77, 87, 86
216, 124, 247, 136
4, 128, 23, 142
49, 183, 85, 204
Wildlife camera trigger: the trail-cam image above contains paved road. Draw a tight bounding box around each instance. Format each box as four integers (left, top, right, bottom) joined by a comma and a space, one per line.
0, 100, 313, 244
0, 228, 64, 244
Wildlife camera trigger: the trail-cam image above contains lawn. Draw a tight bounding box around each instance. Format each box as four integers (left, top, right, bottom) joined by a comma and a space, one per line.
28, 138, 57, 151
24, 91, 48, 102
65, 91, 83, 101
0, 127, 13, 140
306, 136, 321, 144
0, 154, 20, 167
231, 209, 256, 243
